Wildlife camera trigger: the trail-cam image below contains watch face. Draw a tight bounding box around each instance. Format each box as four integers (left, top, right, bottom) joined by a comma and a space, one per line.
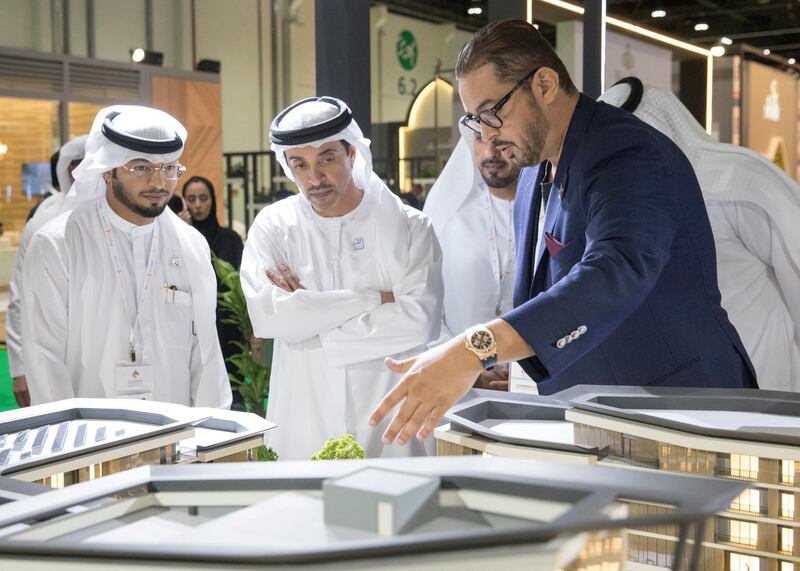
470, 330, 494, 351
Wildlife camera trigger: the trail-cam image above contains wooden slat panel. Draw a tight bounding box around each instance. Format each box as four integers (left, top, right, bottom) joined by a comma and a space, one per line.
0, 97, 59, 235
150, 76, 225, 223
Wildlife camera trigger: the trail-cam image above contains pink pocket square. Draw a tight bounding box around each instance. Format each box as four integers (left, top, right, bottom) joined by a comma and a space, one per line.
544, 232, 565, 257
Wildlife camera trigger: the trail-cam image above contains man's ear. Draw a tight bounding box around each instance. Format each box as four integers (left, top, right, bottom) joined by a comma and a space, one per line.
533, 67, 561, 104
348, 144, 357, 166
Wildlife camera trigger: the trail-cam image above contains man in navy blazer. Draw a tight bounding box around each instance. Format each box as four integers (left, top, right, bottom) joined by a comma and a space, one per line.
371, 19, 757, 446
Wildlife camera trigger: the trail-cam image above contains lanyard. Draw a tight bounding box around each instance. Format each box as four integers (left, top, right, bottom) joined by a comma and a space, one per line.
485, 191, 514, 314
98, 202, 160, 363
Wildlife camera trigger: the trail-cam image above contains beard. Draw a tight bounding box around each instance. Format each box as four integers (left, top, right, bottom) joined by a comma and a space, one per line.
479, 158, 521, 189
494, 93, 550, 168
111, 178, 169, 219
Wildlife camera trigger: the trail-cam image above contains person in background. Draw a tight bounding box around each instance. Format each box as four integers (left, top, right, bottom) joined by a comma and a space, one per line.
7, 134, 88, 407
601, 79, 800, 392
410, 183, 426, 209
182, 175, 246, 409
424, 122, 521, 391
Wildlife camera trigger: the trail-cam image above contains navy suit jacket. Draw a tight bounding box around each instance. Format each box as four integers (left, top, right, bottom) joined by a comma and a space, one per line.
505, 94, 757, 395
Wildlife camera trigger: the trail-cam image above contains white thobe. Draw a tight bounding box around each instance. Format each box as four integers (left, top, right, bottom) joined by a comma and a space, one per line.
21, 196, 231, 408
241, 182, 443, 461
425, 183, 516, 343
6, 193, 69, 379
708, 201, 800, 391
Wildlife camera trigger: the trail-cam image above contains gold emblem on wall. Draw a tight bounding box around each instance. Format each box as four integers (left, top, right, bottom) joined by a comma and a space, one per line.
765, 136, 788, 174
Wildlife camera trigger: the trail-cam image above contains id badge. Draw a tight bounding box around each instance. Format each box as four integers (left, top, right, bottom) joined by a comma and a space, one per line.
509, 362, 539, 395
115, 362, 154, 400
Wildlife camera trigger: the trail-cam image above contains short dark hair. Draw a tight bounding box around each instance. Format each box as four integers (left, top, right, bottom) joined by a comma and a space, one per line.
341, 140, 351, 152
50, 150, 60, 189
456, 19, 577, 95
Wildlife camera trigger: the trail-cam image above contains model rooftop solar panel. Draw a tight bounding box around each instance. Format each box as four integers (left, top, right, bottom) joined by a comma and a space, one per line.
0, 399, 275, 484
0, 457, 744, 569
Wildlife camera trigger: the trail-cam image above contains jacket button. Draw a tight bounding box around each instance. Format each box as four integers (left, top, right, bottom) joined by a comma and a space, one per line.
570, 331, 579, 340
556, 338, 567, 349
577, 325, 588, 334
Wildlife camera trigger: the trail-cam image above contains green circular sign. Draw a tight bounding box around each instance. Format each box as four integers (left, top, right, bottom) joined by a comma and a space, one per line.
396, 30, 418, 71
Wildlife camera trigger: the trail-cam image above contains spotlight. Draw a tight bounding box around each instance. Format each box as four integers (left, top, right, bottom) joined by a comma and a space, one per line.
467, 7, 482, 15
710, 46, 726, 57
651, 9, 666, 18
721, 37, 733, 46
129, 48, 164, 66
196, 59, 221, 73
790, 57, 797, 65
533, 23, 539, 29
763, 48, 771, 56
694, 23, 709, 32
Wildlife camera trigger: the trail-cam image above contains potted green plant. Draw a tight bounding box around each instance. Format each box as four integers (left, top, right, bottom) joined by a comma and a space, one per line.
211, 255, 270, 418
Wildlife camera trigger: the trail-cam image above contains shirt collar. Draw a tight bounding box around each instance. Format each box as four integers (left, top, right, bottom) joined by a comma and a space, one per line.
552, 93, 596, 191
102, 195, 156, 236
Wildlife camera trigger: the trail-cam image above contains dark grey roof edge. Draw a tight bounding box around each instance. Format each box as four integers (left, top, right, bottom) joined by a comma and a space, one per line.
0, 457, 746, 565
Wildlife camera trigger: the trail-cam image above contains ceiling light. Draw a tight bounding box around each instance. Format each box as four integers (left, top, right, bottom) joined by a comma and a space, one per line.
129, 48, 163, 66
790, 57, 797, 65
651, 9, 666, 18
467, 7, 482, 15
763, 48, 771, 55
694, 23, 709, 31
721, 37, 733, 45
710, 46, 726, 57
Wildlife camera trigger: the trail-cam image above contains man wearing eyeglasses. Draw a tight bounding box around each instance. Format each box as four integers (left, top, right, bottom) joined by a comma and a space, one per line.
21, 105, 232, 408
371, 19, 757, 446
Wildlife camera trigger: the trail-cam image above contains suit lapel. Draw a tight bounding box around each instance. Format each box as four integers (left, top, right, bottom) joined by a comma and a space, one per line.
513, 166, 544, 307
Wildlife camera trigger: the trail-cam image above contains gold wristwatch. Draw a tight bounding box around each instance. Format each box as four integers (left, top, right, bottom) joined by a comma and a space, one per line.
464, 325, 498, 369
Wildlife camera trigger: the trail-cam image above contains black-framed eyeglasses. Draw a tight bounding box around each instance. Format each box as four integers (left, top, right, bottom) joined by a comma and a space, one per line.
460, 67, 541, 134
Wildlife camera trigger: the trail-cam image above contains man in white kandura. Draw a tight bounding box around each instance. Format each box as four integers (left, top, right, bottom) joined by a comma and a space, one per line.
241, 96, 443, 460
424, 122, 520, 391
600, 79, 800, 391
7, 134, 88, 407
22, 105, 231, 407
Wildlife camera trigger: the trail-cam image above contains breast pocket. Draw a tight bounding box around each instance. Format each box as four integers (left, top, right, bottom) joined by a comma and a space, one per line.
161, 287, 194, 350
550, 235, 586, 282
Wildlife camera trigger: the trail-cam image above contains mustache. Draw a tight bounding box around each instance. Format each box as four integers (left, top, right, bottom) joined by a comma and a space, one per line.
481, 159, 508, 169
492, 139, 516, 149
307, 184, 336, 193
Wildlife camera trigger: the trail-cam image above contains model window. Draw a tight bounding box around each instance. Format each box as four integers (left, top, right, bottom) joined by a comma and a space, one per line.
730, 552, 760, 571
781, 526, 794, 553
731, 489, 762, 514
782, 493, 795, 519
783, 460, 796, 485
781, 561, 794, 571
730, 519, 758, 547
731, 454, 759, 480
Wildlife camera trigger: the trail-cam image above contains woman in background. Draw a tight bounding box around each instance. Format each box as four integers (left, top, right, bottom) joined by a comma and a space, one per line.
182, 176, 246, 409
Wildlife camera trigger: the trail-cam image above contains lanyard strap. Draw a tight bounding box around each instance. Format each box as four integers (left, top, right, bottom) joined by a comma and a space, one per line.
98, 202, 160, 363
485, 191, 515, 314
